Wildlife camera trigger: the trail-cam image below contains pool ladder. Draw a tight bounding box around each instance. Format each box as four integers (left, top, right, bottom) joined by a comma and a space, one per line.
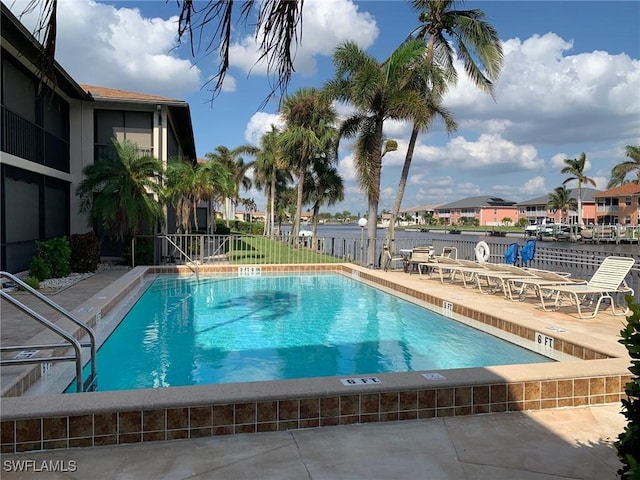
0, 271, 97, 393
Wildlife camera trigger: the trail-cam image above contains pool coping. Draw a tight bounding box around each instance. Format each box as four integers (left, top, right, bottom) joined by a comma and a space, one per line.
0, 263, 631, 453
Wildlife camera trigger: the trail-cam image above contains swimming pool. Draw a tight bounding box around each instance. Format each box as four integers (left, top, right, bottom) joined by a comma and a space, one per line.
70, 273, 551, 392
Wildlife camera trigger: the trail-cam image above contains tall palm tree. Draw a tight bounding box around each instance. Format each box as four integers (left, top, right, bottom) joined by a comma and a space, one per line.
278, 87, 338, 241
385, 61, 457, 248
253, 126, 292, 236
608, 145, 640, 188
165, 157, 232, 233
410, 0, 503, 97
561, 153, 596, 225
206, 145, 258, 225
303, 159, 344, 245
383, 1, 503, 248
546, 186, 577, 224
325, 39, 428, 265
76, 138, 164, 240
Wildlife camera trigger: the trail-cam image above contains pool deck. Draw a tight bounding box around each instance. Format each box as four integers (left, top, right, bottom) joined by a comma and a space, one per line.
0, 264, 632, 478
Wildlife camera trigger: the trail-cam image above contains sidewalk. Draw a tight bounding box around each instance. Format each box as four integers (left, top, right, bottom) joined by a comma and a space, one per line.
1, 404, 624, 479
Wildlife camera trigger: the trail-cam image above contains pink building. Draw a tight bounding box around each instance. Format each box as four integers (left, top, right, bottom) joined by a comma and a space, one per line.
433, 196, 518, 226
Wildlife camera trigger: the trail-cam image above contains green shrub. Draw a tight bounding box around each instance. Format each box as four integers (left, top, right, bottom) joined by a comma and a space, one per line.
616, 296, 640, 478
123, 237, 154, 266
214, 221, 231, 235
29, 256, 51, 281
36, 237, 71, 278
70, 232, 100, 273
21, 276, 40, 290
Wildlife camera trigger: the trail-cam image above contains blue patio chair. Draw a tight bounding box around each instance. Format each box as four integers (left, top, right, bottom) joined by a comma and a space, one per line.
520, 239, 536, 266
504, 243, 519, 265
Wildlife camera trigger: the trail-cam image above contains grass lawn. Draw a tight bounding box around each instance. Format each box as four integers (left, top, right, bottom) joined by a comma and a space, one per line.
227, 235, 343, 264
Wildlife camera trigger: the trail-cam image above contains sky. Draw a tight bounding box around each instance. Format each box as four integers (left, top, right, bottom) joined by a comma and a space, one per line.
8, 0, 640, 216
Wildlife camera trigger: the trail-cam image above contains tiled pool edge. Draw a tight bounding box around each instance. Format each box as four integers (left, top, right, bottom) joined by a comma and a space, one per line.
0, 263, 631, 453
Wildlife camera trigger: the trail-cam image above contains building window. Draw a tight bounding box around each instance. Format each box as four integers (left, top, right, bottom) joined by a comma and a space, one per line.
626, 197, 632, 206
625, 215, 632, 225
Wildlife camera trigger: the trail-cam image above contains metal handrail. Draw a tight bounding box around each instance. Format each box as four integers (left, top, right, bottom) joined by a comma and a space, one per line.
135, 235, 200, 281
0, 271, 98, 392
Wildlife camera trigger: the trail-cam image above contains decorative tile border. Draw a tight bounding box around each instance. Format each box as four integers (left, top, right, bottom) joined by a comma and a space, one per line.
0, 374, 630, 453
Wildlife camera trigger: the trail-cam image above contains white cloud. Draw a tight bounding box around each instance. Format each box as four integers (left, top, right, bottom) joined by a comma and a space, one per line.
444, 33, 640, 145
9, 0, 202, 97
221, 75, 237, 93
243, 112, 284, 146
228, 0, 378, 77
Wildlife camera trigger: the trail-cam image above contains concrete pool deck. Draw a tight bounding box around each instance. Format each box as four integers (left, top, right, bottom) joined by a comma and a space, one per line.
0, 264, 632, 478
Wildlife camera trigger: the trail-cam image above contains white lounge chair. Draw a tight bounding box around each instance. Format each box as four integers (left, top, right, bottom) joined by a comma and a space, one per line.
425, 256, 489, 287
538, 256, 635, 318
506, 269, 585, 302
474, 264, 539, 297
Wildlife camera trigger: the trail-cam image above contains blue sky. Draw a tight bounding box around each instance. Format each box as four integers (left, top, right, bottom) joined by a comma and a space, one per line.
9, 0, 640, 215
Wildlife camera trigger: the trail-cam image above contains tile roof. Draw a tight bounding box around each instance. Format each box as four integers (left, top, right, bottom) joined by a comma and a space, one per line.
80, 84, 183, 103
595, 183, 640, 197
436, 196, 516, 210
518, 187, 600, 205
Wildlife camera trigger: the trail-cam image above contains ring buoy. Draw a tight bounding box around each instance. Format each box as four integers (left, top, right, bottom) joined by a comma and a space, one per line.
474, 241, 490, 263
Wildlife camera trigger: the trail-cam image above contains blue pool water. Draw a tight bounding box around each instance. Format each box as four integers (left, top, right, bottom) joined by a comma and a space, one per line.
70, 273, 551, 392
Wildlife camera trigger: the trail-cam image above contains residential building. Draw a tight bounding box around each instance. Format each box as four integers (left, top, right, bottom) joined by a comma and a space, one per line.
433, 196, 517, 226
1, 4, 197, 272
399, 204, 441, 225
594, 183, 640, 225
516, 188, 599, 225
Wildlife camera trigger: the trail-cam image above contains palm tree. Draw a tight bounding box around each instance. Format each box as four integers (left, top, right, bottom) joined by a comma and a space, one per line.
253, 126, 292, 236
385, 62, 457, 248
561, 153, 596, 225
384, 1, 503, 248
410, 0, 503, 97
165, 157, 232, 233
25, 0, 304, 103
76, 138, 164, 241
206, 145, 258, 225
608, 145, 640, 188
278, 87, 338, 241
303, 159, 344, 246
546, 186, 577, 224
325, 39, 428, 265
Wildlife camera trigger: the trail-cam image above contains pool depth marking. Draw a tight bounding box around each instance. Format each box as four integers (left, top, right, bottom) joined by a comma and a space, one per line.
340, 377, 382, 385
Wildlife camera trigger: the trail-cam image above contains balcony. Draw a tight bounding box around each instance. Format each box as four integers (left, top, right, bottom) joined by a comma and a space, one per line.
1, 106, 70, 173
94, 144, 154, 163
596, 205, 619, 213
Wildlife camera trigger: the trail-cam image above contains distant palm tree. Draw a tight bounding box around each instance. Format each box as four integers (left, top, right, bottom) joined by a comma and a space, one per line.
546, 186, 577, 224
165, 157, 232, 233
279, 87, 338, 240
206, 145, 258, 224
76, 138, 164, 240
303, 159, 344, 245
561, 153, 596, 225
253, 126, 292, 236
608, 145, 640, 188
325, 39, 427, 265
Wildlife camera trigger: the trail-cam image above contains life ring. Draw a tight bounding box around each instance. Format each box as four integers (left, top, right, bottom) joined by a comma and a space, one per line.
474, 241, 490, 263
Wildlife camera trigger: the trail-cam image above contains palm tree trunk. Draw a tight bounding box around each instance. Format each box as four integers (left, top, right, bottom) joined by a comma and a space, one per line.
270, 176, 276, 235
577, 181, 583, 226
366, 119, 386, 267
386, 123, 419, 251
312, 203, 320, 250
292, 160, 306, 242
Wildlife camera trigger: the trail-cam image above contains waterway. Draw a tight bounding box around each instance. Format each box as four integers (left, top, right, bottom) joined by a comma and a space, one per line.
290, 223, 639, 255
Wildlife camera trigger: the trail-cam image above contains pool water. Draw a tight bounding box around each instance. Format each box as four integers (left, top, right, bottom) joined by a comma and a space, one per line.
69, 273, 551, 392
